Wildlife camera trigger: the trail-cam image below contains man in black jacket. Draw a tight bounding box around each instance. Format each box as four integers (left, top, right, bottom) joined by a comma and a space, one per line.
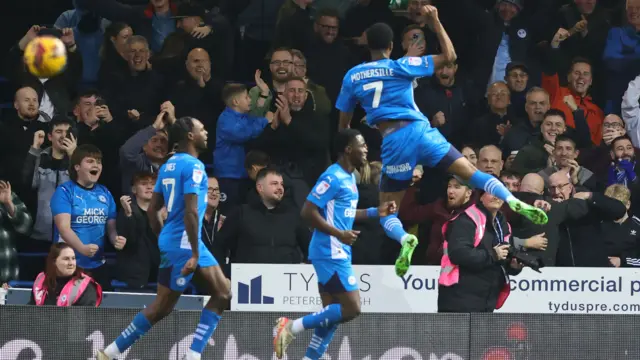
438, 189, 523, 313
548, 170, 628, 267
115, 171, 160, 291
252, 77, 330, 188
217, 167, 310, 264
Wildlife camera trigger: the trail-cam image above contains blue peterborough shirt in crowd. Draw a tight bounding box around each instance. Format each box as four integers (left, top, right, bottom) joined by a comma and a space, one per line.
50, 181, 117, 269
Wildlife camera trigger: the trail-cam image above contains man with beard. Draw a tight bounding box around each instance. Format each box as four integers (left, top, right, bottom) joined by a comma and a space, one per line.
544, 28, 604, 145
216, 167, 310, 265
249, 48, 294, 116
115, 172, 161, 291
51, 145, 124, 289
254, 77, 330, 187
605, 135, 640, 214
548, 170, 627, 266
119, 103, 175, 195
0, 87, 49, 190
399, 175, 474, 265
538, 135, 598, 191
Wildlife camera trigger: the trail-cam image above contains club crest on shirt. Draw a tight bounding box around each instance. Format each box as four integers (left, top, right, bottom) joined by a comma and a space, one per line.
315, 181, 330, 195
98, 195, 107, 203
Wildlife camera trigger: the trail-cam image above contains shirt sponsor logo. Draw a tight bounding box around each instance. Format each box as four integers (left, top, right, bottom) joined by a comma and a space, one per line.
193, 169, 204, 184
314, 181, 330, 195
385, 163, 412, 175
408, 57, 422, 66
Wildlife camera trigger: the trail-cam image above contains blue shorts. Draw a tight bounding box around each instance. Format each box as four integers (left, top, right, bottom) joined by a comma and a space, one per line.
312, 259, 358, 294
380, 121, 462, 192
158, 248, 218, 291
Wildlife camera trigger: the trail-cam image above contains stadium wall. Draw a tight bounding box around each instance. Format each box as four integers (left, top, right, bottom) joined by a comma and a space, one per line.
1, 307, 640, 359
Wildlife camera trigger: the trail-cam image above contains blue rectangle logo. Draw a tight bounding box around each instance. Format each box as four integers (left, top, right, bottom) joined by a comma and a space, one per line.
237, 276, 274, 304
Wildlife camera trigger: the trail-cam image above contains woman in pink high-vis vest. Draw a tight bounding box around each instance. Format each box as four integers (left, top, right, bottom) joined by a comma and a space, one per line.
438, 190, 523, 313
30, 243, 102, 307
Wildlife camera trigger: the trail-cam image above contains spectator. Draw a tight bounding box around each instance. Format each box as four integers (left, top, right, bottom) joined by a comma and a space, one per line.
249, 48, 294, 116
290, 49, 332, 117
391, 0, 439, 60
0, 87, 49, 191
22, 116, 76, 243
504, 62, 531, 120
580, 114, 636, 177
603, 0, 640, 115
102, 36, 166, 127
415, 60, 477, 148
54, 2, 111, 85
352, 161, 388, 264
75, 0, 216, 54
253, 78, 331, 187
305, 8, 355, 103
501, 87, 551, 155
461, 145, 478, 166
477, 145, 504, 177
214, 84, 276, 212
115, 172, 161, 291
51, 145, 125, 289
548, 170, 627, 267
0, 181, 33, 284
8, 26, 82, 119
506, 173, 587, 267
74, 89, 124, 196
119, 103, 175, 194
201, 175, 228, 275
602, 184, 639, 268
538, 134, 598, 191
544, 29, 604, 145
511, 109, 568, 175
471, 82, 519, 148
217, 167, 310, 263
399, 175, 474, 265
621, 74, 640, 148
98, 22, 133, 87
273, 0, 314, 52
243, 150, 307, 209
499, 171, 522, 192
438, 189, 522, 313
342, 0, 394, 55
29, 243, 102, 306
169, 48, 224, 150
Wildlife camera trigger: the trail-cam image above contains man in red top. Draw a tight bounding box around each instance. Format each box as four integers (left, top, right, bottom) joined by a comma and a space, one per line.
542, 27, 604, 145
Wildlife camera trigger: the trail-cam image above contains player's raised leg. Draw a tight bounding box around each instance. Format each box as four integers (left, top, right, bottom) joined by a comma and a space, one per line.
446, 156, 548, 225
186, 258, 231, 360
274, 261, 361, 359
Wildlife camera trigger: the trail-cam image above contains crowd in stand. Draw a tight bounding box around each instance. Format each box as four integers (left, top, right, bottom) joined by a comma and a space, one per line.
2, 0, 640, 293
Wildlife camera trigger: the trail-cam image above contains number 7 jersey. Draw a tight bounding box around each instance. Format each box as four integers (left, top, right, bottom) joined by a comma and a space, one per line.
336, 56, 436, 127
154, 153, 208, 251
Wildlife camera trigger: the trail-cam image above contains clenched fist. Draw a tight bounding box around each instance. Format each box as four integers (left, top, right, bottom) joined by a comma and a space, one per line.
113, 236, 127, 250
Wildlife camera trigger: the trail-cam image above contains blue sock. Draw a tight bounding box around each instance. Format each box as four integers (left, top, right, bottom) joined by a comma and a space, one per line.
380, 214, 408, 244
114, 312, 152, 352
301, 304, 343, 329
304, 324, 338, 360
190, 309, 221, 354
468, 170, 514, 202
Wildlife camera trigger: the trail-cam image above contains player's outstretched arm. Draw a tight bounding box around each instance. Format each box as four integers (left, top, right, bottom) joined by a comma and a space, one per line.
339, 111, 353, 130
183, 193, 201, 257
147, 192, 165, 237
424, 5, 457, 68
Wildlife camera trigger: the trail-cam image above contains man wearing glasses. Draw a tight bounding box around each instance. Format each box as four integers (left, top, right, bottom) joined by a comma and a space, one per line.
248, 48, 294, 117
548, 170, 627, 267
202, 175, 228, 276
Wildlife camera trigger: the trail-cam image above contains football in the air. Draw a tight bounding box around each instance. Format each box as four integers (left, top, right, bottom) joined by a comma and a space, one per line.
23, 36, 67, 78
